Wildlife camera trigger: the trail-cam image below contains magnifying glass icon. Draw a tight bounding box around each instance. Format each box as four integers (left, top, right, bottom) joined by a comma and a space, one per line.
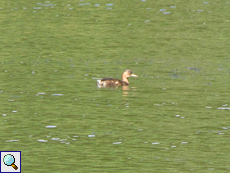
3, 154, 18, 170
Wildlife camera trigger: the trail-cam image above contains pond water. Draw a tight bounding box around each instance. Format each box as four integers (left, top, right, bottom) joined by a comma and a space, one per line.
0, 0, 230, 172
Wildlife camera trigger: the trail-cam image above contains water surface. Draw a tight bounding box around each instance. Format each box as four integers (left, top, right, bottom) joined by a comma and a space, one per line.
0, 0, 230, 172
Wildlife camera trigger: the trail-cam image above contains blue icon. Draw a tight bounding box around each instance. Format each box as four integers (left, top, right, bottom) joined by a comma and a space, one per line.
3, 154, 18, 170
1, 151, 21, 173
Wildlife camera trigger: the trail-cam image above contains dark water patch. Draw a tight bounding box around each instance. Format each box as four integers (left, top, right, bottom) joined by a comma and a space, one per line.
188, 67, 200, 71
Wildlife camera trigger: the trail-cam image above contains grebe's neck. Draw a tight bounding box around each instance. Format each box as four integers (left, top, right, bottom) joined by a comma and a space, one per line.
122, 74, 129, 84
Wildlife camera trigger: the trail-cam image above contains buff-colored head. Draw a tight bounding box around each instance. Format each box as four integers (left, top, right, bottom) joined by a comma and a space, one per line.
123, 69, 138, 78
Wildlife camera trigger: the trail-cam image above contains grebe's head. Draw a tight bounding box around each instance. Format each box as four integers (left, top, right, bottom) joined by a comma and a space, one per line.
123, 69, 138, 78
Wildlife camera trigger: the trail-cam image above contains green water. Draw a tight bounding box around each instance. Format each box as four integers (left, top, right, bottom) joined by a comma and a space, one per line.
1, 0, 230, 172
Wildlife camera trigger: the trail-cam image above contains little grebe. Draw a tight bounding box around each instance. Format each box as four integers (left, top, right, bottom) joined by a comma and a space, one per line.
97, 69, 138, 87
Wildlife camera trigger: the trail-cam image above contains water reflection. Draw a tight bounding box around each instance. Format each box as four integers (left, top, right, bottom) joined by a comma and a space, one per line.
97, 85, 130, 90
123, 86, 137, 96
45, 125, 57, 128
37, 139, 48, 142
6, 140, 19, 142
122, 85, 129, 91
97, 84, 136, 91
113, 142, 122, 144
34, 7, 42, 9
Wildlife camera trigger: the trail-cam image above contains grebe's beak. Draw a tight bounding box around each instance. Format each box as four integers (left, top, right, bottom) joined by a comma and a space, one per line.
131, 74, 138, 77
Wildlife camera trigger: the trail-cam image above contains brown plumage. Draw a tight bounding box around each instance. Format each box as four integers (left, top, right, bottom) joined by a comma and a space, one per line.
97, 69, 138, 87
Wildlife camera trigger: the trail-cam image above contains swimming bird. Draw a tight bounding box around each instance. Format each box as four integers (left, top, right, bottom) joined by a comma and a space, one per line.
97, 69, 138, 87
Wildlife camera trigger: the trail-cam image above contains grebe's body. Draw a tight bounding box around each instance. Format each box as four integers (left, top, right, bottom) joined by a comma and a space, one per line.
97, 69, 138, 87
